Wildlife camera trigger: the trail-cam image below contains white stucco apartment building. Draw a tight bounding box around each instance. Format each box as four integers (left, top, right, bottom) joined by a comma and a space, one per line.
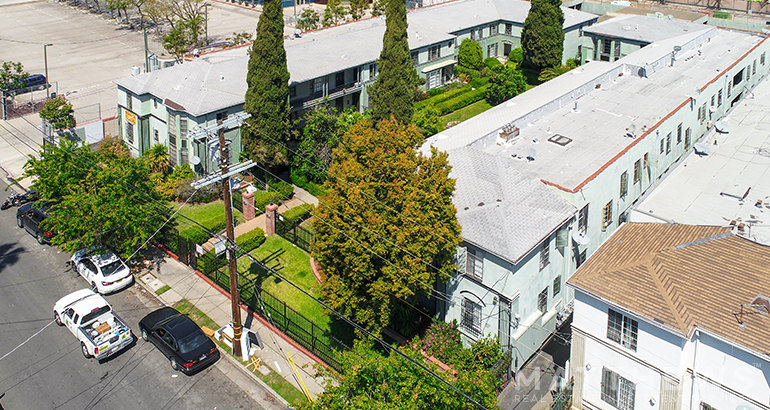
568, 223, 770, 410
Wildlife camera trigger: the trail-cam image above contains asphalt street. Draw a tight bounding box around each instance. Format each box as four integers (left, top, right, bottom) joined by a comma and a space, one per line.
0, 181, 267, 410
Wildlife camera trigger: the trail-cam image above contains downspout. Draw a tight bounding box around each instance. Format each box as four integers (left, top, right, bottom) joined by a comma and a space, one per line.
689, 329, 700, 410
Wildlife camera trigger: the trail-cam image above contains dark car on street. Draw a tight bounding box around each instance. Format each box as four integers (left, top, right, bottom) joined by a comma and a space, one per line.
16, 201, 56, 244
139, 307, 219, 374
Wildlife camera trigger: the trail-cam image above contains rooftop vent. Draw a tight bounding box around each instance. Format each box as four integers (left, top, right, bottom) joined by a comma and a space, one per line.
499, 123, 520, 141
548, 134, 572, 146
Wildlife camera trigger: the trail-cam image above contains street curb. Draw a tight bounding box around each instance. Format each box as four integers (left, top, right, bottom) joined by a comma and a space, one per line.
132, 268, 290, 409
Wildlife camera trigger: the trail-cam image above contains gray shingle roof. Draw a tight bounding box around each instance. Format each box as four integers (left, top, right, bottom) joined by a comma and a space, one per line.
449, 146, 576, 264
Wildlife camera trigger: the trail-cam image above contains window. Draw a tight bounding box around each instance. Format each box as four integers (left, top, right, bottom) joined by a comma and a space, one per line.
602, 368, 636, 410
676, 123, 682, 144
461, 298, 482, 336
733, 70, 743, 87
762, 52, 766, 65
576, 249, 587, 268
633, 160, 641, 184
168, 114, 176, 146
126, 95, 132, 111
614, 41, 621, 61
336, 71, 345, 87
602, 200, 613, 231
505, 23, 512, 35
411, 51, 419, 66
700, 103, 706, 122
553, 275, 561, 297
216, 111, 229, 122
727, 81, 732, 98
718, 89, 723, 106
539, 240, 550, 271
711, 94, 715, 106
753, 60, 757, 75
578, 205, 588, 232
126, 122, 134, 144
179, 117, 188, 137
470, 30, 476, 41
659, 138, 664, 154
537, 287, 548, 313
314, 77, 325, 93
477, 28, 483, 39
619, 171, 628, 198
487, 43, 498, 58
153, 99, 158, 109
666, 133, 671, 154
369, 64, 376, 80
466, 248, 483, 281
490, 23, 498, 34
153, 129, 159, 142
579, 27, 583, 37
428, 45, 441, 61
643, 153, 649, 169
746, 65, 751, 81
607, 308, 638, 351
685, 128, 691, 149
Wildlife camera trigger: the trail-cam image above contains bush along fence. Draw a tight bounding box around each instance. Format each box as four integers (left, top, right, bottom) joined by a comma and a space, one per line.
156, 221, 349, 373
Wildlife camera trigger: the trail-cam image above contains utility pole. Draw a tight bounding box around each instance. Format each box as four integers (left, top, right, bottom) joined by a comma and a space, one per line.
43, 44, 53, 94
144, 26, 150, 73
189, 112, 253, 357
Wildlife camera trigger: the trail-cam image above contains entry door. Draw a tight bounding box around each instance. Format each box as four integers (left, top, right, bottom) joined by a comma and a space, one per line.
498, 296, 511, 350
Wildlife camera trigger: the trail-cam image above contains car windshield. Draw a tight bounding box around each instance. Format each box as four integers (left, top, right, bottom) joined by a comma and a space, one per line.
100, 260, 125, 277
81, 305, 111, 325
178, 330, 209, 354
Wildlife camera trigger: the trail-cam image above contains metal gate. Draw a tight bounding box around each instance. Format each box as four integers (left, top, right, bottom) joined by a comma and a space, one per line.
177, 236, 197, 268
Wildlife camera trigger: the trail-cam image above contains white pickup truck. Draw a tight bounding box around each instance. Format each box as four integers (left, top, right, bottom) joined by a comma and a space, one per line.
53, 289, 134, 360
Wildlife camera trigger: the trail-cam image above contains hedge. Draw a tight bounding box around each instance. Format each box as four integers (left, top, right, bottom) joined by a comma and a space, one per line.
415, 84, 477, 111
198, 227, 266, 274
713, 10, 730, 19
237, 227, 266, 253
281, 203, 313, 225
434, 84, 490, 116
484, 57, 502, 70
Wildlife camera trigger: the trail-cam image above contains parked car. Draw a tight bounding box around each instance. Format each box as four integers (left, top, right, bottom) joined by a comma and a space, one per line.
139, 307, 219, 374
4, 74, 47, 95
53, 288, 134, 360
70, 247, 133, 294
16, 201, 56, 244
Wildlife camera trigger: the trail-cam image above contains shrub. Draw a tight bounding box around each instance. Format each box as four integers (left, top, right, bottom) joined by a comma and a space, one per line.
290, 170, 327, 197
486, 65, 526, 105
508, 47, 524, 65
566, 58, 580, 69
415, 84, 473, 111
427, 87, 448, 97
458, 39, 483, 70
470, 76, 489, 89
413, 320, 464, 364
179, 225, 212, 245
237, 227, 266, 253
198, 249, 226, 274
413, 103, 443, 136
453, 65, 481, 83
267, 179, 294, 200
281, 203, 313, 224
484, 57, 502, 70
434, 85, 489, 115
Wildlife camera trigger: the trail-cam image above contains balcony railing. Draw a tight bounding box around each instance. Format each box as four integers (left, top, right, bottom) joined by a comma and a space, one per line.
290, 81, 368, 109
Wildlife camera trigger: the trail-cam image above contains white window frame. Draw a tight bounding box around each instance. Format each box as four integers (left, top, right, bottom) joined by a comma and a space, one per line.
601, 367, 636, 410
461, 298, 482, 336
606, 308, 638, 351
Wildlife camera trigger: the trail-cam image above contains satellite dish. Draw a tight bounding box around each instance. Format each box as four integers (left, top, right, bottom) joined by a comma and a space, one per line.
626, 123, 636, 133
572, 231, 590, 245
527, 148, 537, 161
673, 45, 682, 52
190, 155, 201, 165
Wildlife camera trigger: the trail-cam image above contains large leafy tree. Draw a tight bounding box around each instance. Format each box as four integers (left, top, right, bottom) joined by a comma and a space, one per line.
348, 0, 369, 20
322, 0, 347, 26
39, 97, 76, 130
23, 139, 165, 258
0, 61, 29, 90
368, 0, 418, 124
521, 0, 564, 71
458, 39, 483, 71
291, 106, 366, 185
242, 0, 290, 168
299, 323, 500, 410
312, 118, 461, 336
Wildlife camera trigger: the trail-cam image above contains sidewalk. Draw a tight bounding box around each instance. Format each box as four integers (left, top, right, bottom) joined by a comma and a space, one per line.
136, 251, 327, 403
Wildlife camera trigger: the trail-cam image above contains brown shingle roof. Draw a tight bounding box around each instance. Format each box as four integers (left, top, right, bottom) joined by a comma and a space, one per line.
568, 223, 770, 356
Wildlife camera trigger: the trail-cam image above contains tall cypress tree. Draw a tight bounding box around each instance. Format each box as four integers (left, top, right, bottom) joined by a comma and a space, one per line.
243, 0, 290, 167
521, 0, 565, 71
369, 0, 417, 124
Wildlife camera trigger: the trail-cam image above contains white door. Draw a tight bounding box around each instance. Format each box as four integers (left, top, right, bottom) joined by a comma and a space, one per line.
427, 69, 440, 89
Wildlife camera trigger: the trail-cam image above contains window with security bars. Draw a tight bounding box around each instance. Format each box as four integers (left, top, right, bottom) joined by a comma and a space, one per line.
607, 308, 638, 351
602, 201, 613, 231
762, 52, 766, 65
126, 95, 132, 111
461, 298, 481, 336
576, 249, 587, 268
619, 172, 628, 198
553, 275, 561, 297
537, 287, 548, 313
711, 95, 715, 107
633, 160, 641, 184
666, 133, 671, 154
718, 89, 723, 106
676, 123, 682, 144
685, 128, 691, 149
753, 60, 757, 75
602, 367, 636, 410
126, 122, 134, 144
578, 205, 589, 233
660, 139, 664, 154
539, 241, 550, 271
180, 117, 188, 138
429, 45, 441, 61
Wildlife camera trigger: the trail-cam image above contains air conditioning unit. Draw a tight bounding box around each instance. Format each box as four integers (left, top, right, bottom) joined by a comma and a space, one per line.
707, 120, 713, 129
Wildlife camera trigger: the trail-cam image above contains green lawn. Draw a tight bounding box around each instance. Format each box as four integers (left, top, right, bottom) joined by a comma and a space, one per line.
174, 299, 221, 332
176, 200, 244, 227
441, 99, 494, 127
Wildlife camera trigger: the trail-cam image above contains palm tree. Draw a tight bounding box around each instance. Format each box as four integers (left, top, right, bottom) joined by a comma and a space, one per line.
143, 143, 170, 174
538, 64, 572, 82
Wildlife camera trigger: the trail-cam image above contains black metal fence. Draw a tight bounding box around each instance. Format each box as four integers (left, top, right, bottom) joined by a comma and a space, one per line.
276, 217, 313, 252
551, 381, 574, 410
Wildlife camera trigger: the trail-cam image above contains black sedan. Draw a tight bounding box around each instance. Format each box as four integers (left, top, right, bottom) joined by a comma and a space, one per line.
16, 201, 56, 244
138, 307, 220, 374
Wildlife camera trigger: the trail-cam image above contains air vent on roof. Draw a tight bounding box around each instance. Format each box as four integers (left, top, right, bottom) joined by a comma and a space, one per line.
548, 134, 572, 146
500, 123, 519, 141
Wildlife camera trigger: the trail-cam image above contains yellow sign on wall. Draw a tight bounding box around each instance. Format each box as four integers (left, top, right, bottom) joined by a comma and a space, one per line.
125, 111, 136, 125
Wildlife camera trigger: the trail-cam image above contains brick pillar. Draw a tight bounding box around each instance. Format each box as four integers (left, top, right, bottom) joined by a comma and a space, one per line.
242, 191, 255, 221
265, 202, 279, 236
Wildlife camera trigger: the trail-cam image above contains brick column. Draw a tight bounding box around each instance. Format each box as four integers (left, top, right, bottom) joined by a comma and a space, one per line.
242, 191, 255, 221
265, 202, 279, 235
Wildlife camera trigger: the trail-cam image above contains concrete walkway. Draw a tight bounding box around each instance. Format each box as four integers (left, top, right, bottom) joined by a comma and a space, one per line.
136, 250, 327, 403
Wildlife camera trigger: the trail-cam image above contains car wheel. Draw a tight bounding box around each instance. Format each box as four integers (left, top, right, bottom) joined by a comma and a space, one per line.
170, 358, 179, 371
91, 282, 99, 294
36, 233, 45, 245
55, 312, 63, 326
141, 328, 149, 342
81, 343, 92, 359
16, 217, 23, 228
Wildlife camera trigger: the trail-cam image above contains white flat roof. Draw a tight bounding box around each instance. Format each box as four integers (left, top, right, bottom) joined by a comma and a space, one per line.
631, 75, 770, 245
424, 27, 765, 192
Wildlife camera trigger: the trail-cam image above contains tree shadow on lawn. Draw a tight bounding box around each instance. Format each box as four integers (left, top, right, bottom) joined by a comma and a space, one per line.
245, 249, 286, 287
